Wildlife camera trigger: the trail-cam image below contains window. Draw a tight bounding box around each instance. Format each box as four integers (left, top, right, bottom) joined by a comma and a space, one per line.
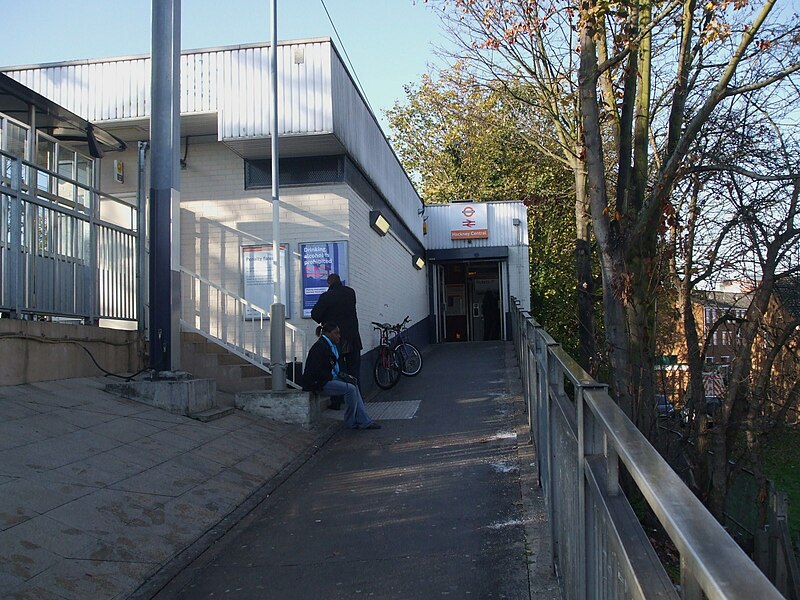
1, 114, 30, 181
57, 145, 76, 202
36, 134, 56, 192
5, 119, 28, 158
75, 153, 93, 208
705, 356, 715, 365
35, 131, 94, 207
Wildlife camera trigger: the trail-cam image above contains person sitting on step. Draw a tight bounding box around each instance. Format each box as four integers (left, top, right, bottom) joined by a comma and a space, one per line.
302, 322, 380, 430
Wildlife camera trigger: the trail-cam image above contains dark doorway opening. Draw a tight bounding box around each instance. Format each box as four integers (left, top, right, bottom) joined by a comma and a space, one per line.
438, 261, 502, 342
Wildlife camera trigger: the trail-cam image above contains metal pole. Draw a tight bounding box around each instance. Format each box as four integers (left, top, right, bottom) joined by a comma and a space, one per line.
269, 0, 287, 390
149, 0, 182, 373
137, 141, 149, 334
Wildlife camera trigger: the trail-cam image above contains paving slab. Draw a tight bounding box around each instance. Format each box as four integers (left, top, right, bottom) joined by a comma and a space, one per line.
0, 344, 557, 599
152, 342, 558, 600
0, 376, 333, 599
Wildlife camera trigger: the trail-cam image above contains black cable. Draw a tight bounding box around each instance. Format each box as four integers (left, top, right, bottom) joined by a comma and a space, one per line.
0, 333, 145, 381
319, 0, 376, 117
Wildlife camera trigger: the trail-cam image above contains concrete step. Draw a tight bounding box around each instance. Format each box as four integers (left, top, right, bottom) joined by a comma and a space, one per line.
180, 331, 271, 393
190, 341, 230, 355
240, 364, 269, 378
188, 406, 235, 422
217, 353, 249, 366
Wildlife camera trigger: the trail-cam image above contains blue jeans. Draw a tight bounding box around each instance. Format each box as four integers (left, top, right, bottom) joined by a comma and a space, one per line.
321, 379, 374, 429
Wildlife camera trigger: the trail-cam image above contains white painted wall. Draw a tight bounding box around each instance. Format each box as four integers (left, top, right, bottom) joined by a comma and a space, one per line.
115, 139, 428, 352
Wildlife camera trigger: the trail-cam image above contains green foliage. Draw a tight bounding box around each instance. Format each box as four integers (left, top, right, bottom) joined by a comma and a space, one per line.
763, 428, 800, 538
527, 197, 580, 357
387, 65, 563, 204
386, 64, 581, 352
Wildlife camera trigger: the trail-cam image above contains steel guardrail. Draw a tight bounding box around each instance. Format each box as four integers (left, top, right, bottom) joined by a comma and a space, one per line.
509, 299, 781, 599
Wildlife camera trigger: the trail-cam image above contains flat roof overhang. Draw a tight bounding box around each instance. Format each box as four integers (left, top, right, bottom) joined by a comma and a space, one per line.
426, 247, 510, 262
0, 73, 126, 157
97, 113, 346, 161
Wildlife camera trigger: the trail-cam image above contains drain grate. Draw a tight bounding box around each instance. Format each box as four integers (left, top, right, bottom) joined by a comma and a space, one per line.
325, 400, 420, 420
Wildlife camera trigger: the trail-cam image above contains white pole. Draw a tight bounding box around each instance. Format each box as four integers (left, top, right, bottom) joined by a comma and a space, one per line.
269, 0, 287, 390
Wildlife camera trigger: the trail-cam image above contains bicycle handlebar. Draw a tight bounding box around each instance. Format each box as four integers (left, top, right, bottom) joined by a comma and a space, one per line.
372, 317, 412, 332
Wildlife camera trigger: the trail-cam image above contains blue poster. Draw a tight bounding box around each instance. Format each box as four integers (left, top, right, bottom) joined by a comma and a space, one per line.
301, 242, 348, 318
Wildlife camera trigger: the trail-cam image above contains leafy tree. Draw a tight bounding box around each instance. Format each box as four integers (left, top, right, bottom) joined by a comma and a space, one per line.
425, 0, 601, 372
387, 65, 566, 203
386, 66, 578, 344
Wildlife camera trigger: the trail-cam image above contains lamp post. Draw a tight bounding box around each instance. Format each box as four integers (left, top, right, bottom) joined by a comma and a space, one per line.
269, 0, 287, 391
149, 0, 181, 373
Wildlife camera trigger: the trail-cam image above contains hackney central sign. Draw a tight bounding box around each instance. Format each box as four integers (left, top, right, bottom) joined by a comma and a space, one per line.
450, 202, 489, 240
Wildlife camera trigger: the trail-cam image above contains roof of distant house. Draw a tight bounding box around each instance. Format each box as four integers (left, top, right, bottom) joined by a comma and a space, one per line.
774, 276, 800, 320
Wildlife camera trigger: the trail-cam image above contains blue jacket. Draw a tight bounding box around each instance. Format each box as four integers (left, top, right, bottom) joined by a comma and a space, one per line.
302, 335, 341, 391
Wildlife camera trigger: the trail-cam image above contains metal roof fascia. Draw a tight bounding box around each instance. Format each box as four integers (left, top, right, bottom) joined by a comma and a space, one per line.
0, 73, 127, 154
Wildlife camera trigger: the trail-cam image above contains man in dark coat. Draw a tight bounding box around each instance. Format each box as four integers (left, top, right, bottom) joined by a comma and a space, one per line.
302, 322, 378, 429
311, 273, 363, 406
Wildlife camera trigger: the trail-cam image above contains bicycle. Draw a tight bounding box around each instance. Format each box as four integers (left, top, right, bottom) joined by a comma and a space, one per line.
389, 316, 422, 376
371, 321, 402, 389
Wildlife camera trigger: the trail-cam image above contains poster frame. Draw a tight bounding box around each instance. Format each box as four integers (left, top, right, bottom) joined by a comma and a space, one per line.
300, 241, 349, 318
241, 243, 290, 320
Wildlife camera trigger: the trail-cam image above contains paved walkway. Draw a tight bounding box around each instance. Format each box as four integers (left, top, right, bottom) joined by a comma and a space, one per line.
0, 342, 558, 599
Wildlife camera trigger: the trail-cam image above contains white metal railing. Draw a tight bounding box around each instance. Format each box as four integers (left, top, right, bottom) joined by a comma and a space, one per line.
0, 150, 137, 322
180, 267, 306, 389
510, 299, 782, 600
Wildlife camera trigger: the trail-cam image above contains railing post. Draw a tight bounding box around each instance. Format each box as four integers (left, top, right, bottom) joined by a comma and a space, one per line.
88, 187, 98, 324
579, 384, 610, 600
542, 335, 563, 573
9, 157, 23, 318
525, 319, 539, 439
680, 556, 702, 600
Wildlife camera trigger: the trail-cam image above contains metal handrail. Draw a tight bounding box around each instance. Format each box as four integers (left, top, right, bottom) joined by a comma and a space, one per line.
509, 299, 782, 600
0, 150, 138, 322
180, 267, 306, 389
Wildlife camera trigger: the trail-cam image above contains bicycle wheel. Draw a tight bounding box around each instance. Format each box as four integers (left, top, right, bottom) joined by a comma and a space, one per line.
373, 346, 401, 389
395, 342, 422, 376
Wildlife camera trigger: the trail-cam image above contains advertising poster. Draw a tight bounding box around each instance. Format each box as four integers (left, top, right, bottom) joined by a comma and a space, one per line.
242, 244, 288, 319
301, 241, 348, 318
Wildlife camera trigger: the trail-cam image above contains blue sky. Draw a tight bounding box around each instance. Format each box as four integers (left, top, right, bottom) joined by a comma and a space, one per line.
2, 0, 451, 134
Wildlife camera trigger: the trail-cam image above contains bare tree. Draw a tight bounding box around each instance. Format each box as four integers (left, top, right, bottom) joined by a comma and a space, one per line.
426, 2, 800, 440
667, 102, 800, 516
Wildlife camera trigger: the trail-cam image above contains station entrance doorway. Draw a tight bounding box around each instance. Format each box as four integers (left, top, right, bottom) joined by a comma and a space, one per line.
433, 261, 504, 342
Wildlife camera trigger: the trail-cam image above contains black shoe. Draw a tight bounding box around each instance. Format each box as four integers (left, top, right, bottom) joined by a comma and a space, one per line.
361, 422, 381, 429
329, 402, 342, 410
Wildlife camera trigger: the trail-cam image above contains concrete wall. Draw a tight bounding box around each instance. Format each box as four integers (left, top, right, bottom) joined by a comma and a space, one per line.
0, 319, 144, 386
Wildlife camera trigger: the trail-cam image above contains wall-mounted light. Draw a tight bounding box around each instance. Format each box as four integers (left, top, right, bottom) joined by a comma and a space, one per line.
412, 254, 426, 270
370, 210, 391, 236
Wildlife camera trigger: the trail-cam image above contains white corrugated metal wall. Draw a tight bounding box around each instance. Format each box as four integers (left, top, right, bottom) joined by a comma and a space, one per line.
3, 40, 424, 242
423, 202, 529, 250
5, 41, 334, 138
